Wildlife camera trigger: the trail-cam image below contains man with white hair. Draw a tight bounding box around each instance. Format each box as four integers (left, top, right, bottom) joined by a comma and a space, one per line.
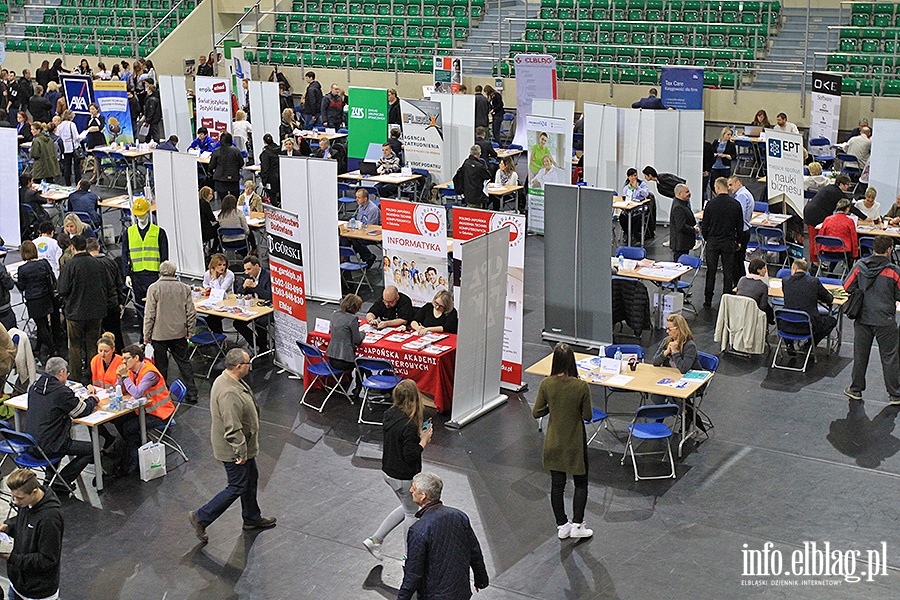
397, 472, 489, 600
668, 183, 698, 261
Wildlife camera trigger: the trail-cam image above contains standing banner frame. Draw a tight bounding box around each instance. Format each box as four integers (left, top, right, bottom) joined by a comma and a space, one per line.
525, 115, 569, 234
59, 74, 94, 132
448, 227, 510, 429
399, 98, 445, 182
512, 54, 558, 147
0, 129, 19, 248
765, 129, 805, 216
157, 75, 194, 150
809, 72, 842, 159
194, 76, 232, 144
93, 80, 134, 145
582, 102, 619, 190
531, 99, 575, 168
266, 206, 308, 377
660, 67, 704, 110
348, 87, 388, 159
381, 199, 449, 307
153, 150, 205, 279
247, 80, 281, 166
433, 93, 475, 187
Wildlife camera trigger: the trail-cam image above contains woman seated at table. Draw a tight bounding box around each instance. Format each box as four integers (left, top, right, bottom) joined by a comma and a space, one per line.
63, 213, 89, 238
88, 332, 124, 451
619, 167, 650, 246
736, 257, 775, 324
202, 253, 234, 334
855, 187, 881, 224
411, 290, 458, 335
804, 162, 830, 192
650, 314, 707, 431
326, 293, 364, 397
217, 194, 256, 254
494, 156, 519, 187
239, 180, 264, 213
817, 199, 858, 264
750, 109, 771, 129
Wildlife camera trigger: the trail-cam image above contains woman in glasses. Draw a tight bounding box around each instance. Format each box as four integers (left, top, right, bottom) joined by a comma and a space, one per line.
410, 289, 457, 335
651, 314, 701, 373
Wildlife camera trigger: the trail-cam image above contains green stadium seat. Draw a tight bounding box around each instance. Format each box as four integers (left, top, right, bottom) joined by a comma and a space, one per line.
719, 72, 737, 88
617, 68, 639, 84
639, 68, 657, 84
704, 71, 720, 87
583, 66, 601, 81
842, 77, 860, 94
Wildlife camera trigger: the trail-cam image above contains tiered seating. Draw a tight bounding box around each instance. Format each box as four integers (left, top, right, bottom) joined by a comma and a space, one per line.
247, 0, 485, 73
4, 0, 199, 57
507, 0, 781, 87
823, 3, 900, 96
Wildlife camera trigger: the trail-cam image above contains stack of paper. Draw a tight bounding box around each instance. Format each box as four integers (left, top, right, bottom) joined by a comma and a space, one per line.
421, 344, 452, 355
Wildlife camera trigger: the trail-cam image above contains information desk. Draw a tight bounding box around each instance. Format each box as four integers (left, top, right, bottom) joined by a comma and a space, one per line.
526, 352, 712, 456
613, 196, 652, 246
338, 171, 422, 185
306, 324, 457, 413
855, 221, 900, 240
434, 181, 524, 212
497, 148, 524, 160
5, 389, 148, 492
33, 183, 75, 202
338, 222, 456, 253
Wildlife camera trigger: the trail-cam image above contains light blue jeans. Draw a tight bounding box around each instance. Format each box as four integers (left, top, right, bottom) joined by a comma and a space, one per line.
372, 473, 418, 552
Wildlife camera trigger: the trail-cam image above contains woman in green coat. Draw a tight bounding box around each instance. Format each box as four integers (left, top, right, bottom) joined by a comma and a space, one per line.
532, 342, 594, 540
29, 122, 62, 183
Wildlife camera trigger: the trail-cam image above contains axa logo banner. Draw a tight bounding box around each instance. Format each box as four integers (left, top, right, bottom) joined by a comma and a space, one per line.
61, 75, 94, 131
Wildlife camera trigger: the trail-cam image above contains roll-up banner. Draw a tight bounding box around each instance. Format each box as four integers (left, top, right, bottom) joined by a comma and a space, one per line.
266, 207, 308, 376
399, 99, 445, 182
0, 128, 19, 247
433, 56, 462, 94
452, 208, 526, 390
194, 76, 232, 143
660, 67, 704, 110
93, 80, 135, 145
348, 87, 388, 159
868, 118, 900, 206
810, 72, 842, 156
765, 129, 805, 217
59, 74, 94, 132
525, 115, 568, 235
513, 54, 558, 147
380, 199, 449, 307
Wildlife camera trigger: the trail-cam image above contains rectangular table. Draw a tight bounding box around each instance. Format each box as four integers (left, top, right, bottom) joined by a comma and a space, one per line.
613, 258, 692, 285
338, 222, 456, 252
98, 194, 158, 212
305, 326, 457, 413
5, 390, 147, 492
194, 294, 275, 362
497, 148, 524, 160
614, 196, 652, 247
767, 278, 846, 352
526, 352, 712, 456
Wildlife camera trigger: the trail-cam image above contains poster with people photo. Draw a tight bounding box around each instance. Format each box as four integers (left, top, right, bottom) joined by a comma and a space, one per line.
526, 115, 568, 234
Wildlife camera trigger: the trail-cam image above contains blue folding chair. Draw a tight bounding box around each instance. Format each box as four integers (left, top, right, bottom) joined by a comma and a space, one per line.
149, 379, 188, 462
297, 341, 355, 412
772, 308, 815, 372
218, 227, 250, 264
809, 137, 834, 168
814, 235, 851, 279
584, 407, 612, 453
754, 201, 769, 213
356, 358, 402, 425
621, 404, 680, 481
837, 152, 861, 182
0, 428, 75, 495
757, 226, 790, 268
189, 316, 228, 378
859, 236, 875, 257
614, 246, 646, 260
734, 138, 757, 176
339, 246, 373, 294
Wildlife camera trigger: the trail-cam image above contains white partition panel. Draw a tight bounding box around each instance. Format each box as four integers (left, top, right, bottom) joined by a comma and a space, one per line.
532, 99, 575, 166
248, 81, 281, 165
0, 129, 19, 247
280, 156, 342, 302
157, 75, 193, 147
582, 102, 618, 190
434, 93, 475, 184
153, 150, 205, 278
869, 118, 900, 206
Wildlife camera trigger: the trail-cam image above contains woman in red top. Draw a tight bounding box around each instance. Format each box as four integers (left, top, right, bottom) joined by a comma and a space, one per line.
817, 199, 859, 265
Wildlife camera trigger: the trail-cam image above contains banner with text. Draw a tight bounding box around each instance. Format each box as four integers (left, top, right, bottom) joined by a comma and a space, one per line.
93, 80, 134, 145
399, 99, 445, 182
453, 208, 525, 388
60, 74, 94, 132
526, 115, 568, 234
513, 54, 558, 147
348, 86, 388, 159
194, 76, 232, 143
810, 72, 842, 158
381, 199, 449, 307
266, 207, 308, 376
433, 56, 462, 94
660, 67, 704, 110
766, 129, 805, 216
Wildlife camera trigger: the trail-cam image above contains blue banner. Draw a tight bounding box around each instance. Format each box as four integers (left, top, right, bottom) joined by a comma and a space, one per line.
92, 80, 134, 145
60, 74, 94, 132
660, 67, 704, 110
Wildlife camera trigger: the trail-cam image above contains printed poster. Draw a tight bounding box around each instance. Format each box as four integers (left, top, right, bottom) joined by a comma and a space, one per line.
452, 208, 526, 388
60, 74, 94, 132
93, 80, 134, 145
399, 98, 445, 182
194, 76, 232, 143
433, 56, 462, 94
525, 115, 568, 235
513, 54, 557, 147
810, 71, 842, 157
766, 129, 805, 217
381, 199, 449, 307
348, 86, 388, 159
265, 207, 308, 375
660, 67, 704, 110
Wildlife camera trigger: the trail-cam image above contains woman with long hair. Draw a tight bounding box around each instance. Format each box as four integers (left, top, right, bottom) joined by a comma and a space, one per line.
364, 379, 433, 560
484, 84, 505, 142
14, 240, 59, 360
216, 194, 251, 254
63, 213, 88, 238
202, 253, 234, 334
57, 110, 82, 185
494, 156, 519, 187
709, 127, 736, 195
651, 314, 700, 373
88, 331, 124, 394
85, 103, 107, 151
532, 342, 593, 539
16, 111, 32, 144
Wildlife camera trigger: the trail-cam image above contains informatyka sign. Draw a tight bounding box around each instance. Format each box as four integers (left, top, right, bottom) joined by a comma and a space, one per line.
766, 129, 805, 216
660, 67, 704, 110
194, 76, 232, 143
810, 72, 842, 158
381, 199, 449, 307
266, 207, 308, 376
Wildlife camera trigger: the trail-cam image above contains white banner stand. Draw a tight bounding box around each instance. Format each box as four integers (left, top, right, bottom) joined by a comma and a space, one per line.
582, 102, 619, 190
765, 129, 805, 216
0, 129, 20, 247
532, 99, 575, 166
869, 118, 900, 206
153, 150, 205, 278
157, 75, 193, 148
280, 156, 342, 302
447, 227, 510, 429
433, 93, 475, 185
248, 80, 281, 165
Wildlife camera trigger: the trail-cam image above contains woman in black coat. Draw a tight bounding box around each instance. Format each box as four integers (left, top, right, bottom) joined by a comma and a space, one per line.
485, 85, 505, 142
709, 127, 737, 194
15, 240, 59, 361
84, 103, 107, 150
258, 133, 282, 207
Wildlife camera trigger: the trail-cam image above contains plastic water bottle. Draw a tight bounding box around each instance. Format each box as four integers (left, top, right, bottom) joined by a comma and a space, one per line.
349, 215, 358, 230
41, 180, 48, 194
765, 206, 770, 222
614, 348, 623, 373
242, 201, 250, 217
112, 384, 122, 411
361, 214, 368, 230
618, 253, 625, 272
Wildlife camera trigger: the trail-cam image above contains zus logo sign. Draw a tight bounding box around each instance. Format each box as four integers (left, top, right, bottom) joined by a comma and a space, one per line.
212, 82, 227, 93
350, 107, 365, 119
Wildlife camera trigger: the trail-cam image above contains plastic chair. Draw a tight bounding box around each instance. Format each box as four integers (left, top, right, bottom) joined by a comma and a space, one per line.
734, 138, 757, 176
837, 152, 861, 180
691, 351, 718, 435
614, 246, 646, 260
218, 227, 250, 263
859, 236, 875, 257
0, 428, 75, 495
148, 379, 188, 462
189, 315, 228, 378
754, 201, 769, 213
297, 340, 354, 412
584, 407, 612, 451
339, 246, 373, 294
814, 235, 851, 279
602, 345, 646, 412
621, 404, 679, 481
757, 226, 790, 268
772, 308, 815, 372
662, 254, 702, 314
809, 137, 834, 167
355, 358, 402, 425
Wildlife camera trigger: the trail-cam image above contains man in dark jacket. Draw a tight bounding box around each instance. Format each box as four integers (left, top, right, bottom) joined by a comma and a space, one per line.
643, 165, 684, 240
29, 85, 53, 124
475, 126, 498, 164
701, 177, 743, 308
669, 184, 698, 261
803, 174, 865, 263
12, 70, 34, 112
302, 72, 323, 129
782, 258, 836, 348
209, 132, 244, 198
87, 237, 126, 351
474, 85, 490, 130
2, 468, 64, 600
19, 172, 51, 227
143, 82, 163, 142
320, 83, 345, 129
454, 145, 493, 209
397, 472, 489, 600
843, 235, 900, 403
631, 88, 665, 110
58, 235, 110, 383
234, 257, 272, 352
157, 135, 179, 152
66, 178, 101, 228
24, 358, 99, 488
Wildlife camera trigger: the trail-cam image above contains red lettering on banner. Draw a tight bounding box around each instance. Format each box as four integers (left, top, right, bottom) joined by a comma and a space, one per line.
452, 211, 491, 241
212, 82, 227, 93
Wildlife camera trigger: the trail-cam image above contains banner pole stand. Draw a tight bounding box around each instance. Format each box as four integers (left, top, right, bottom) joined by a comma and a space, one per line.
445, 395, 508, 429
501, 382, 528, 393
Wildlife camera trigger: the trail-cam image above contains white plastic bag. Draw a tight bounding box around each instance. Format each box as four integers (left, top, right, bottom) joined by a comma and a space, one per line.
144, 343, 155, 361
138, 442, 166, 482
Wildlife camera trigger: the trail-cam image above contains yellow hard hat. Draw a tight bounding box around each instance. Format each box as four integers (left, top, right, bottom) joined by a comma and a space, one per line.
132, 197, 151, 216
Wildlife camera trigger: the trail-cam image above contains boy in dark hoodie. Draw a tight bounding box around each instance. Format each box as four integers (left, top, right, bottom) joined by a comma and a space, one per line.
2, 468, 64, 600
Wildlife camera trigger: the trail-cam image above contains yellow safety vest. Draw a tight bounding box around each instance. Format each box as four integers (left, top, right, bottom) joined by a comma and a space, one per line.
127, 224, 161, 273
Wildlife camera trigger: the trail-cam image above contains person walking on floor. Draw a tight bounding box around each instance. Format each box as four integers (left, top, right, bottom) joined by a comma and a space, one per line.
189, 349, 277, 543
843, 235, 900, 404
701, 177, 743, 309
364, 379, 434, 560
531, 342, 594, 540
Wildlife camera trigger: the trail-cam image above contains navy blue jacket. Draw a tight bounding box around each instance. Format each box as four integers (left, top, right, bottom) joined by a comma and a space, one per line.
66, 190, 101, 227
398, 502, 489, 600
632, 96, 666, 109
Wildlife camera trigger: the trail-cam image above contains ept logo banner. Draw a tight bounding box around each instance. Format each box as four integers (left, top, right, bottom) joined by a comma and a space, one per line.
768, 139, 782, 159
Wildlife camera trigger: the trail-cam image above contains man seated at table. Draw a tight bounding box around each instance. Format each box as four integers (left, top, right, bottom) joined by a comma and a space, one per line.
454, 145, 493, 209
235, 256, 272, 353
344, 188, 381, 269
817, 199, 859, 267
782, 258, 836, 351
156, 135, 179, 152
187, 127, 215, 153
23, 357, 98, 492
115, 344, 176, 476
19, 173, 54, 231
375, 142, 402, 198
66, 179, 101, 228
366, 285, 415, 330
884, 193, 900, 227
772, 112, 800, 135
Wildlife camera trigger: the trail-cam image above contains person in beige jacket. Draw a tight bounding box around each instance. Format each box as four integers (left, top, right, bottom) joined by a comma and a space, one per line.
189, 349, 276, 543
143, 261, 198, 403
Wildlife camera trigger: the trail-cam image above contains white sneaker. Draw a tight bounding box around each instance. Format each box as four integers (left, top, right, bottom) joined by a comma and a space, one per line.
569, 523, 594, 538
363, 537, 384, 561
557, 522, 572, 539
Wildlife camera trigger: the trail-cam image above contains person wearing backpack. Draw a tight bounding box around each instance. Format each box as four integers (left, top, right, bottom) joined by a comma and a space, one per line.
843, 235, 900, 404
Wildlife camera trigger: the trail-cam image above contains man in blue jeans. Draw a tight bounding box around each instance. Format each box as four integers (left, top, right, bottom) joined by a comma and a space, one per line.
189, 349, 276, 543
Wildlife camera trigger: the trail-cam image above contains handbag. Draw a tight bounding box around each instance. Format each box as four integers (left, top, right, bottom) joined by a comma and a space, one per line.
841, 287, 864, 320
74, 144, 86, 160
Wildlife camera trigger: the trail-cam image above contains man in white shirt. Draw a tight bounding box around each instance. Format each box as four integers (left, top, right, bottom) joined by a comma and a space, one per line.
773, 112, 800, 135
35, 222, 62, 277
728, 176, 756, 285
840, 127, 871, 170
